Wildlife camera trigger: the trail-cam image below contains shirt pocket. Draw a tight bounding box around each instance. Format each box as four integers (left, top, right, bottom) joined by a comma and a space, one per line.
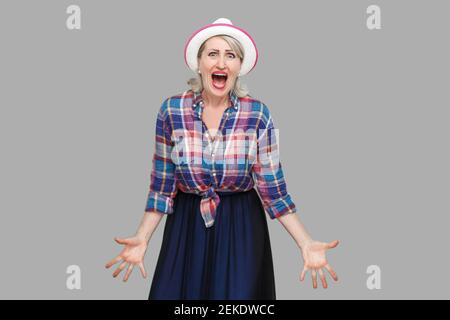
171, 130, 202, 166
222, 131, 257, 175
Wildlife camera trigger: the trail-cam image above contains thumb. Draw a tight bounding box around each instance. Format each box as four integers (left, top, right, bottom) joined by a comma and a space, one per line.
327, 240, 339, 249
115, 237, 131, 245
116, 237, 141, 246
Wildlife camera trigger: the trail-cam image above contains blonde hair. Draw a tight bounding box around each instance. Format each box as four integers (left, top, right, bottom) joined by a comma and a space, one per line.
187, 35, 250, 98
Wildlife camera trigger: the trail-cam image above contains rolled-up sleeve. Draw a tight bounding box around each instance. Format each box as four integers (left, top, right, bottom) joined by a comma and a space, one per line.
145, 98, 178, 214
252, 104, 297, 219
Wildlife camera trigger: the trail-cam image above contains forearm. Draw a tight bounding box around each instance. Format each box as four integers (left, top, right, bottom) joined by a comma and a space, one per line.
135, 211, 165, 243
277, 213, 313, 249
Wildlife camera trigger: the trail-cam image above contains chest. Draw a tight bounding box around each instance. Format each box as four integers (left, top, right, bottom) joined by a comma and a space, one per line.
201, 105, 229, 138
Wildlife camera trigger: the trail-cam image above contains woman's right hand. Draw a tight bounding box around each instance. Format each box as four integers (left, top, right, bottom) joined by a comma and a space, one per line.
105, 236, 148, 282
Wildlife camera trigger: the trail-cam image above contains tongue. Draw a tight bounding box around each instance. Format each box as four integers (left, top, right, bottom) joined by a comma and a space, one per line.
212, 76, 226, 89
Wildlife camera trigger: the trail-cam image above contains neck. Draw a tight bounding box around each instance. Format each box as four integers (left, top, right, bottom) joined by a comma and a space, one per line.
201, 89, 230, 108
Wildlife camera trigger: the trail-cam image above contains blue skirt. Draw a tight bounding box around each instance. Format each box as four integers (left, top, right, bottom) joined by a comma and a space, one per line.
148, 188, 276, 300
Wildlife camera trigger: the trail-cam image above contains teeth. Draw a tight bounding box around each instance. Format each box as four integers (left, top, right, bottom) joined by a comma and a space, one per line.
213, 73, 227, 77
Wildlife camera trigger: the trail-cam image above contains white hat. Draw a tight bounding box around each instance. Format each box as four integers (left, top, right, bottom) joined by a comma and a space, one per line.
184, 18, 259, 76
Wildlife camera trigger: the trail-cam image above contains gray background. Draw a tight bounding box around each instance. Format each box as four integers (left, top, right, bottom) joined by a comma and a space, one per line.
0, 0, 448, 299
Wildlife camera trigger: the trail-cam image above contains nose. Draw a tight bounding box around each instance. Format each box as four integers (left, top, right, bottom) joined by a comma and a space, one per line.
217, 55, 226, 69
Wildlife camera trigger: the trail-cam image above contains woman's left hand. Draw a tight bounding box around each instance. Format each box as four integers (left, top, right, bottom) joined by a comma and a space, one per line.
300, 239, 339, 289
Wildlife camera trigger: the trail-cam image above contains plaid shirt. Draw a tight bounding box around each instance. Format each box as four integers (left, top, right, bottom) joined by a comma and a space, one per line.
145, 89, 297, 228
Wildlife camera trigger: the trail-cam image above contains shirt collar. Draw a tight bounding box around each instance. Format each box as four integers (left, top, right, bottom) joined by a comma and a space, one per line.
192, 90, 240, 111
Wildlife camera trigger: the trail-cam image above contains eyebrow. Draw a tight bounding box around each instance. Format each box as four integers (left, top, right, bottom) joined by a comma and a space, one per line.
208, 49, 235, 52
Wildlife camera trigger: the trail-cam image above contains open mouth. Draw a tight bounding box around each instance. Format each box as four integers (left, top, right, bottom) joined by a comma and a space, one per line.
211, 73, 228, 90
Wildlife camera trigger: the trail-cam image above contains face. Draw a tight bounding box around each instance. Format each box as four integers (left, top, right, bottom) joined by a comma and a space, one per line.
198, 36, 242, 98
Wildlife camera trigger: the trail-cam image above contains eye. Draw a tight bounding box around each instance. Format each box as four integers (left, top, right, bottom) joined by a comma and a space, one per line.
228, 53, 236, 58
208, 52, 217, 56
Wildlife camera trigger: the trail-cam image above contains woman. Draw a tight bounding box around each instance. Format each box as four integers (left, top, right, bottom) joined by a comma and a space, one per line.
105, 18, 339, 299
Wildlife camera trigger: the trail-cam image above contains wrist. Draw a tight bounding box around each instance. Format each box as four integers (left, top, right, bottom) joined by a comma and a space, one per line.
135, 230, 151, 243
297, 237, 313, 250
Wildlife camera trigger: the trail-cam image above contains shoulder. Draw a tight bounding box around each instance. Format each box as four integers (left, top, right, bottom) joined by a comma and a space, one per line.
158, 90, 194, 118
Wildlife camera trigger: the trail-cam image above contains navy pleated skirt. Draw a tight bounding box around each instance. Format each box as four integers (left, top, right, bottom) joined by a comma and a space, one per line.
148, 188, 276, 300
